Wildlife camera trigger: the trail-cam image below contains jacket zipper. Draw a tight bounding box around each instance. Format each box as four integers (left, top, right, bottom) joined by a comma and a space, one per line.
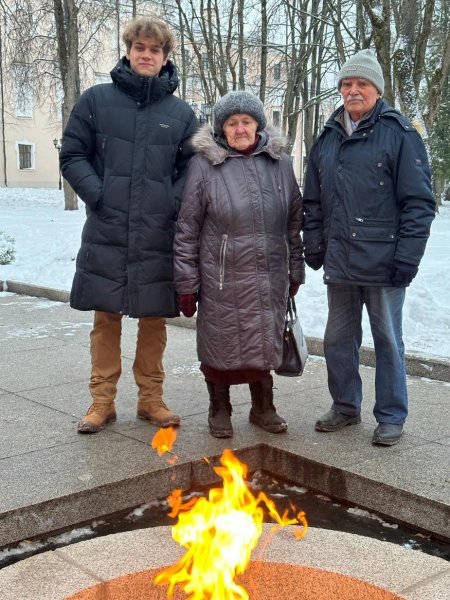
284, 236, 290, 274
219, 234, 228, 290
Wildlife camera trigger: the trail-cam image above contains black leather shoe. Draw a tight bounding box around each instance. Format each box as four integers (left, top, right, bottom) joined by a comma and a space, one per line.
372, 423, 403, 446
315, 409, 361, 432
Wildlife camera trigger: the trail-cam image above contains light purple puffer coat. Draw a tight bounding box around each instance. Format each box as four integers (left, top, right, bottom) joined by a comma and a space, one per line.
174, 125, 305, 371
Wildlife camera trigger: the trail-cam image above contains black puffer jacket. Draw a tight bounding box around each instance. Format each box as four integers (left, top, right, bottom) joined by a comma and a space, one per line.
303, 99, 435, 286
174, 126, 304, 371
60, 57, 198, 317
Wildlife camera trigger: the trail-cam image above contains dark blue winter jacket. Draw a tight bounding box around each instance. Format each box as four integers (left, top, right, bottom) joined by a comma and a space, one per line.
60, 57, 198, 317
302, 99, 435, 286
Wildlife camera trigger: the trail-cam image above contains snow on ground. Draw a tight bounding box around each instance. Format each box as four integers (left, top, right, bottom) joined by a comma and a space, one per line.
0, 187, 449, 360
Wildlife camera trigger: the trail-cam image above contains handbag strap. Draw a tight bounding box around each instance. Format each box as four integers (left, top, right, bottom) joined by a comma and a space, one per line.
287, 297, 298, 322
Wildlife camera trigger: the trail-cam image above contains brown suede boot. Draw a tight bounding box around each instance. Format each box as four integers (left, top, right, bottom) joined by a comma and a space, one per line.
77, 402, 117, 433
137, 399, 180, 427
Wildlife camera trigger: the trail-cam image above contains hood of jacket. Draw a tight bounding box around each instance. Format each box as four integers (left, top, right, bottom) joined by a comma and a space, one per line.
110, 56, 179, 104
190, 124, 290, 165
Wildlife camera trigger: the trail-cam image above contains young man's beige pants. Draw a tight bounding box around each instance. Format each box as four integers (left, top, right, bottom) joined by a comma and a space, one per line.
89, 310, 166, 403
77, 311, 180, 432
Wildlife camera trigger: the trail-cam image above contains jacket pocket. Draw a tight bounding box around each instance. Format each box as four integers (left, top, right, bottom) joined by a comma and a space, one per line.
348, 218, 396, 275
219, 234, 228, 290
98, 167, 111, 210
93, 135, 107, 210
76, 244, 91, 270
163, 176, 177, 218
95, 135, 107, 167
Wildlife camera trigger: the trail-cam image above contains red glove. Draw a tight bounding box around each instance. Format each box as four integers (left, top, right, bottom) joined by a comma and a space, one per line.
289, 282, 301, 297
178, 294, 197, 317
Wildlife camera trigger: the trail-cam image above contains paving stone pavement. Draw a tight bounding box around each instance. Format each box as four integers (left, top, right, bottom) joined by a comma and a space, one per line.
0, 290, 449, 556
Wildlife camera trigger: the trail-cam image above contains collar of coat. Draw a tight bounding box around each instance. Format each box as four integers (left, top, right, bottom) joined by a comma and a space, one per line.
110, 57, 179, 104
323, 98, 415, 136
190, 124, 289, 165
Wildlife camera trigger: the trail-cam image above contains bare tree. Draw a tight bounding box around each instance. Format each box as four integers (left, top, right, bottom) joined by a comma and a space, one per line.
259, 0, 268, 100
301, 0, 332, 162
2, 0, 116, 208
4, 0, 449, 198
361, 0, 394, 105
268, 0, 335, 161
0, 9, 7, 186
360, 0, 450, 205
424, 0, 450, 131
53, 0, 80, 209
171, 0, 280, 110
425, 0, 450, 202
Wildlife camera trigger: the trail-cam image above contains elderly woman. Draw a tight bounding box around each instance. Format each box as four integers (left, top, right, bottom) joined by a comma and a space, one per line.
174, 91, 305, 438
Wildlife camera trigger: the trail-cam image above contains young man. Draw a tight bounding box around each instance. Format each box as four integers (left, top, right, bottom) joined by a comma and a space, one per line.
303, 50, 435, 446
60, 17, 198, 433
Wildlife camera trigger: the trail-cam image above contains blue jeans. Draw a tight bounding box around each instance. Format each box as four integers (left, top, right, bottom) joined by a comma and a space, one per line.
324, 284, 407, 424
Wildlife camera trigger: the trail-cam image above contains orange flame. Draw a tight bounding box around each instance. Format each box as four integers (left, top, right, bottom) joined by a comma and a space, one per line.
155, 449, 307, 599
151, 427, 177, 456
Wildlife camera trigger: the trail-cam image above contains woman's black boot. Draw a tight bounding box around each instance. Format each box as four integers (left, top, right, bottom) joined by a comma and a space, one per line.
206, 382, 233, 438
249, 375, 287, 433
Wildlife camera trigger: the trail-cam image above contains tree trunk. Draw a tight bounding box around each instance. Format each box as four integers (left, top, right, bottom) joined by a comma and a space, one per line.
115, 0, 121, 61
54, 0, 79, 210
0, 22, 7, 186
362, 0, 394, 106
237, 0, 245, 89
426, 29, 450, 131
259, 0, 268, 101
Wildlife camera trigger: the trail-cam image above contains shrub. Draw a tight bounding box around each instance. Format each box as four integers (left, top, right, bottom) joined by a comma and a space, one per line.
0, 230, 16, 265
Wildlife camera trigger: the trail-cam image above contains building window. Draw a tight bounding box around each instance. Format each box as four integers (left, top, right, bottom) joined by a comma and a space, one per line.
202, 53, 209, 71
272, 110, 280, 127
273, 62, 281, 81
242, 58, 247, 76
16, 142, 35, 170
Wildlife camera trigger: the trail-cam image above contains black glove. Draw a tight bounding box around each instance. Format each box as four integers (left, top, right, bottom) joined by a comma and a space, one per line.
305, 252, 325, 271
390, 262, 418, 287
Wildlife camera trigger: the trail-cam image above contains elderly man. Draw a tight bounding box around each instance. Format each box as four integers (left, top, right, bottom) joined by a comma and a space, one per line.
302, 49, 435, 446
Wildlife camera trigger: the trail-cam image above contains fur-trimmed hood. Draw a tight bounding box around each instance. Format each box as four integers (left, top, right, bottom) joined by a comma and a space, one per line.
190, 124, 290, 165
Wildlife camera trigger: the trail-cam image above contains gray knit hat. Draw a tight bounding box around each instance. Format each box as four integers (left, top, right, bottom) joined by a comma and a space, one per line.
337, 49, 384, 95
212, 91, 267, 135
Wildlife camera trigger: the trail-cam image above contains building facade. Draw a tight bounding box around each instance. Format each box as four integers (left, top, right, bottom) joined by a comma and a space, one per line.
1, 5, 309, 189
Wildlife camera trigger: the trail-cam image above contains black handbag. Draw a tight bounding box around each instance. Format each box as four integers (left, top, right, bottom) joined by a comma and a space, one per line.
275, 298, 308, 377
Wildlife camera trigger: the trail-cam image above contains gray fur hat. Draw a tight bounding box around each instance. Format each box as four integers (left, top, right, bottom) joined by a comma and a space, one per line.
212, 91, 267, 135
337, 49, 384, 95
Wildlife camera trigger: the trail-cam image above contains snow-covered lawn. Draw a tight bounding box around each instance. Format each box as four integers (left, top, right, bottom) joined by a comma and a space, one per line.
1, 187, 449, 360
